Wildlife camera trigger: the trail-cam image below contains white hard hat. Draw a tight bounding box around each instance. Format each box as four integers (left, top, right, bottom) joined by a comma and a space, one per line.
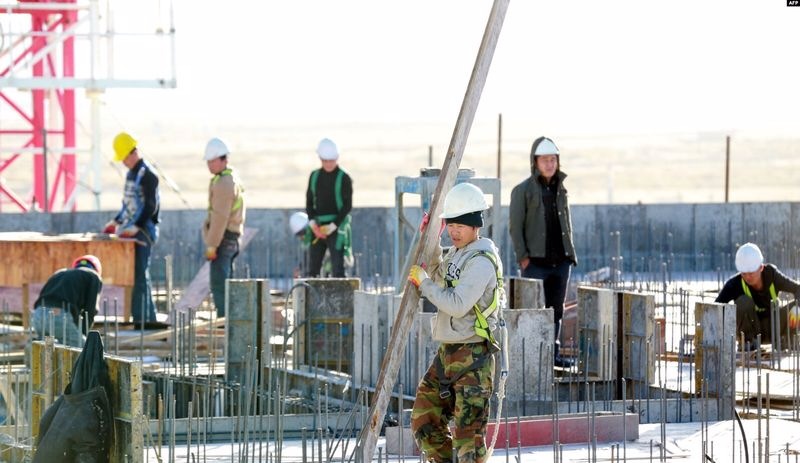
439, 183, 489, 219
316, 138, 339, 161
735, 242, 764, 273
532, 136, 560, 156
289, 211, 309, 235
204, 137, 229, 161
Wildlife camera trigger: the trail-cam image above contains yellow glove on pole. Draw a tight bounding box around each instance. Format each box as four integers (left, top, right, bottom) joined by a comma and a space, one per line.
408, 265, 428, 288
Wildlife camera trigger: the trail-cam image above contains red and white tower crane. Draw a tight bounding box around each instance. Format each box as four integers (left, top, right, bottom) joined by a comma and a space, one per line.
0, 0, 175, 212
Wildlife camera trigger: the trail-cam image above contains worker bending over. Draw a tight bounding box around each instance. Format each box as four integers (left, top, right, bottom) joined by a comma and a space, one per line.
716, 242, 800, 350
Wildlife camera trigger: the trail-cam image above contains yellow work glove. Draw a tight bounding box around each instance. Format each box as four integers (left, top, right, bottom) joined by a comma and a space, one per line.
205, 246, 218, 261
408, 264, 429, 288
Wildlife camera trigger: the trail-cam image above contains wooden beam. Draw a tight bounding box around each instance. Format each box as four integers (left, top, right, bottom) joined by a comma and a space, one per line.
357, 1, 510, 459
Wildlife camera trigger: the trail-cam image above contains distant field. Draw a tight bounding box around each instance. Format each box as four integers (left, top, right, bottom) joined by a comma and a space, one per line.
2, 122, 798, 213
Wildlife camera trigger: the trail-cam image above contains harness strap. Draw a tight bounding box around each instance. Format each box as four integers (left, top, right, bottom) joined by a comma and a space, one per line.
210, 168, 244, 212
434, 345, 492, 399
445, 250, 503, 346
741, 279, 778, 313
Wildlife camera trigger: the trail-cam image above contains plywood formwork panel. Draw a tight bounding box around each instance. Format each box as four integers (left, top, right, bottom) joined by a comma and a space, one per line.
31, 339, 143, 463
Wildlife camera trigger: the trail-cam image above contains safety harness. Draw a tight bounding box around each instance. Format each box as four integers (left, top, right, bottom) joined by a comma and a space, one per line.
308, 168, 352, 258
434, 249, 509, 458
741, 278, 777, 313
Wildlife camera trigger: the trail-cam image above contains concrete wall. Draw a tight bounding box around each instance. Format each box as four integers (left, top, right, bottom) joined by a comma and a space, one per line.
1, 202, 798, 288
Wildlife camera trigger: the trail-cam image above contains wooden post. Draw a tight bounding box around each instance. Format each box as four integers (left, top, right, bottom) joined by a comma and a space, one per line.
357, 0, 510, 459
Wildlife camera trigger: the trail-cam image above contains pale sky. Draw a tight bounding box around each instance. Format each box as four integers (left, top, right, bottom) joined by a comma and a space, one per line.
104, 0, 800, 137
3, 1, 799, 210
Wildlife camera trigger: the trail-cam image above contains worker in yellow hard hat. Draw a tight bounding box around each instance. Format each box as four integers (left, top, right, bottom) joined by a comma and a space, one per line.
103, 132, 160, 326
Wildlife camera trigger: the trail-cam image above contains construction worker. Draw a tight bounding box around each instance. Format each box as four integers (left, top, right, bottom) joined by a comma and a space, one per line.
305, 138, 353, 278
32, 255, 103, 347
103, 132, 160, 325
202, 137, 245, 317
715, 242, 800, 350
408, 183, 505, 463
509, 136, 577, 368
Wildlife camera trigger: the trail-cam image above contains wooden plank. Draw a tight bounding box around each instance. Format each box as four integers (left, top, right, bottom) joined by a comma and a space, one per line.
171, 227, 258, 322
115, 317, 224, 345
357, 1, 510, 459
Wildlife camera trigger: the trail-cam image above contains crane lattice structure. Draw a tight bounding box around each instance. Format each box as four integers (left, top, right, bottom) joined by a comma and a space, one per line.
0, 0, 175, 212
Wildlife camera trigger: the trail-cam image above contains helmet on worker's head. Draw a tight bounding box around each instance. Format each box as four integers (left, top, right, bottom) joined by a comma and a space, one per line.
735, 243, 764, 273
439, 183, 488, 221
289, 211, 309, 235
316, 138, 339, 161
204, 137, 230, 161
531, 136, 560, 157
72, 254, 102, 277
113, 132, 137, 162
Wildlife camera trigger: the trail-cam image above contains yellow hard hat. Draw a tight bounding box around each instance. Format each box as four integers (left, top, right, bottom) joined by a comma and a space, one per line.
113, 132, 137, 162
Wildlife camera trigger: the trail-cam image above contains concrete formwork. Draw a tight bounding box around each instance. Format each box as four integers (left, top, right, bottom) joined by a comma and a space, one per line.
694, 301, 735, 420
618, 290, 656, 398
579, 286, 617, 380
225, 279, 272, 386
353, 291, 394, 389
506, 276, 545, 310
504, 308, 554, 410
292, 278, 361, 374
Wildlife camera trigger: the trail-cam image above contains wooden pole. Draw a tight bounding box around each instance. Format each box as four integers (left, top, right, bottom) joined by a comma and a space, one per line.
497, 113, 502, 179
357, 0, 510, 460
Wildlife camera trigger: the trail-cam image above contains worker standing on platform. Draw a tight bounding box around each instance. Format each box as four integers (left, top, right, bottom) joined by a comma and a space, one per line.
716, 242, 800, 350
509, 136, 577, 368
103, 132, 160, 325
408, 183, 506, 463
202, 137, 245, 317
32, 255, 103, 347
305, 138, 353, 277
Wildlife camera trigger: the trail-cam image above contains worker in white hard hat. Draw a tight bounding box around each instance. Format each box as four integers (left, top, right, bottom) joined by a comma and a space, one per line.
305, 138, 354, 277
202, 137, 245, 317
509, 136, 577, 368
104, 132, 160, 325
715, 242, 800, 350
408, 182, 506, 463
32, 255, 103, 347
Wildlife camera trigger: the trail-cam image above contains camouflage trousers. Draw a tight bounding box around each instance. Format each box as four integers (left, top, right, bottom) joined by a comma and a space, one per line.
411, 342, 494, 463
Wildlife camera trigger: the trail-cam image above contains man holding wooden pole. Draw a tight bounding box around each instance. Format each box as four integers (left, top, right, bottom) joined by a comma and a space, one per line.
408, 183, 506, 463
